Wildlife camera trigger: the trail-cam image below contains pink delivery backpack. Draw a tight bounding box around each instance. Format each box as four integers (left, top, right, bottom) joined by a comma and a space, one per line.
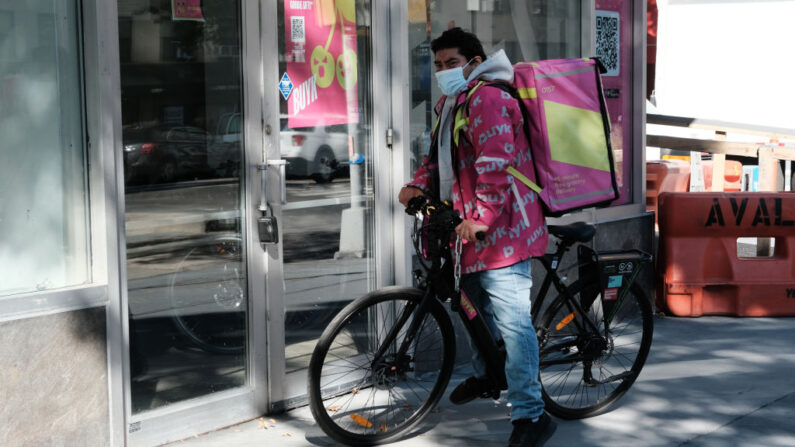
455, 57, 618, 216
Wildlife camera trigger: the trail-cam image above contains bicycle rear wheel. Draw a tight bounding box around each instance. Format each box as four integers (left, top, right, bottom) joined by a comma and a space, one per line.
537, 280, 653, 419
308, 286, 455, 446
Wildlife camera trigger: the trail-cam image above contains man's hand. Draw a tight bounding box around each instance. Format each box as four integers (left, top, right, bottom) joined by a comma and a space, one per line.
455, 219, 489, 242
398, 186, 425, 207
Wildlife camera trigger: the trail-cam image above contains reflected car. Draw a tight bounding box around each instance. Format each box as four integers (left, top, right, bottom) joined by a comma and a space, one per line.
207, 113, 243, 178
280, 119, 351, 183
123, 125, 212, 184
208, 113, 353, 183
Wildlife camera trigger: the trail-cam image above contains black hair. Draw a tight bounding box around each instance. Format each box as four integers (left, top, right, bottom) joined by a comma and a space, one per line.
430, 27, 487, 62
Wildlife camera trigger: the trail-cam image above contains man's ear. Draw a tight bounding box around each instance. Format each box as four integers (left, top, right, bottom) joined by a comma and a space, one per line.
464, 57, 482, 79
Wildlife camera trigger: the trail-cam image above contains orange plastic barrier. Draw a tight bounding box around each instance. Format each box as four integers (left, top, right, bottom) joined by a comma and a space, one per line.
657, 192, 795, 317
699, 160, 743, 192
646, 160, 690, 221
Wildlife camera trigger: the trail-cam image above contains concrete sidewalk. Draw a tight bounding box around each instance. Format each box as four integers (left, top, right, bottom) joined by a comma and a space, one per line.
166, 316, 795, 447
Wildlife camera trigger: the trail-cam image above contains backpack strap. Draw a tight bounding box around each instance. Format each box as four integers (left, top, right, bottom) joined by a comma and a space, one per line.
506, 166, 542, 194
466, 82, 544, 196
452, 81, 486, 147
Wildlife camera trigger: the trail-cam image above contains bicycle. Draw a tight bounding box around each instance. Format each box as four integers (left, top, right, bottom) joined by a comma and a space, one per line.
307, 197, 654, 445
168, 234, 246, 354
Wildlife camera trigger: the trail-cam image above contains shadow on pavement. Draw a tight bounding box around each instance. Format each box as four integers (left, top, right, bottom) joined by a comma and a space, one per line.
167, 315, 795, 447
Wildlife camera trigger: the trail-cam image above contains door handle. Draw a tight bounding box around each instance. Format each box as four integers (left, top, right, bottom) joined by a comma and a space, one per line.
256, 159, 287, 210
266, 159, 287, 205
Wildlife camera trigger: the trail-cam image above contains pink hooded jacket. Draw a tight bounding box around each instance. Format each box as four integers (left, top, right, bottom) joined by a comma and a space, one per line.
406, 52, 548, 274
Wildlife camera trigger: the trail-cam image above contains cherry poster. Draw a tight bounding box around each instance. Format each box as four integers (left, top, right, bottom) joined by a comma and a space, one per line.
284, 0, 359, 128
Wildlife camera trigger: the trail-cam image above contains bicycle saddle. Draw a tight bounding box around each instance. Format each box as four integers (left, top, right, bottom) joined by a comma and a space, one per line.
547, 222, 596, 243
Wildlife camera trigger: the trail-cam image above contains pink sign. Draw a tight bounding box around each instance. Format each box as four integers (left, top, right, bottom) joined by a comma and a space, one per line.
171, 0, 205, 22
595, 0, 632, 206
284, 0, 359, 128
460, 292, 478, 321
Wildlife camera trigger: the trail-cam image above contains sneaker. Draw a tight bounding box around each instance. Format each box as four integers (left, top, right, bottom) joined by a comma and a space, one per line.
508, 413, 557, 447
448, 376, 499, 405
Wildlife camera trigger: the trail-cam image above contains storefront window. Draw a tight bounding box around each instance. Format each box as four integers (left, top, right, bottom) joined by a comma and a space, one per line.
0, 1, 89, 297
118, 0, 248, 414
408, 0, 583, 172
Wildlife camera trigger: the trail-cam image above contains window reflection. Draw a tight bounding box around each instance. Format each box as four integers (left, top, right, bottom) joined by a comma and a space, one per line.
408, 0, 582, 172
278, 0, 376, 375
118, 0, 248, 414
280, 118, 352, 183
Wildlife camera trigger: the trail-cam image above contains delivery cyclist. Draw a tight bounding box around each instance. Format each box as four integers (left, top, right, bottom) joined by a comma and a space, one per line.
398, 27, 555, 447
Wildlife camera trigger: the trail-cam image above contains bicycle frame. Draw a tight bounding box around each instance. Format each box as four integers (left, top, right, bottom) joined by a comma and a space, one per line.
368, 199, 509, 390
370, 261, 509, 391
309, 199, 656, 441
532, 241, 603, 342
533, 241, 653, 375
370, 198, 652, 393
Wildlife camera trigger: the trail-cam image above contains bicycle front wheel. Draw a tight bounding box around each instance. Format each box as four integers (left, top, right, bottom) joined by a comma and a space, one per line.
308, 286, 455, 446
537, 281, 653, 419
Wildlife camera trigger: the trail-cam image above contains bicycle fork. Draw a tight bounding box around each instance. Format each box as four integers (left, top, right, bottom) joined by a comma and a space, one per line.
369, 250, 454, 374
369, 289, 434, 373
368, 288, 509, 394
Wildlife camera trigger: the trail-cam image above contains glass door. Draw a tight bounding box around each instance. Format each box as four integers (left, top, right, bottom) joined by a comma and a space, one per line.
118, 0, 264, 444
272, 0, 379, 402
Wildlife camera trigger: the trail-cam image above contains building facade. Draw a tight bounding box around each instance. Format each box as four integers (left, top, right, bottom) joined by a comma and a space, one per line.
0, 1, 648, 446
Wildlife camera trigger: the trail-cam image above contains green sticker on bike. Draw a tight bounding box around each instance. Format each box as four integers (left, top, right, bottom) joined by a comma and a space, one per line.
607, 275, 623, 288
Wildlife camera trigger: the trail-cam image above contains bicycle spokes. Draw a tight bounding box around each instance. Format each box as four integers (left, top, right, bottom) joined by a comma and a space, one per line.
309, 292, 454, 443
538, 283, 653, 419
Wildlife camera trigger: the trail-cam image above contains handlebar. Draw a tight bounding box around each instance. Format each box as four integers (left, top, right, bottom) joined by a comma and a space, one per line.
405, 196, 485, 241
405, 195, 428, 216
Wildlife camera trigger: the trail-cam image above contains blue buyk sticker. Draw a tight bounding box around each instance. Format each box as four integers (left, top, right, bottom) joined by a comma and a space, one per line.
279, 72, 294, 100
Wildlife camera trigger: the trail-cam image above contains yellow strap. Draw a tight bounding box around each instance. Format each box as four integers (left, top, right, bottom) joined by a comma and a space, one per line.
453, 109, 468, 147
452, 81, 486, 146
517, 88, 537, 99
466, 81, 485, 99
506, 166, 542, 194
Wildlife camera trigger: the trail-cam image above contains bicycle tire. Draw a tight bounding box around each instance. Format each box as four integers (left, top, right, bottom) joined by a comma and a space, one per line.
308, 286, 455, 445
168, 237, 246, 354
537, 280, 653, 419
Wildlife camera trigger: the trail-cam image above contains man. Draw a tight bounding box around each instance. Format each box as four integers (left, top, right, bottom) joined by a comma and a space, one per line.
398, 28, 555, 446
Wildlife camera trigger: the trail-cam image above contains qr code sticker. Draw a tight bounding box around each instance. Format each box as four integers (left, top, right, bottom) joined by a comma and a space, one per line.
595, 10, 619, 76
291, 16, 305, 43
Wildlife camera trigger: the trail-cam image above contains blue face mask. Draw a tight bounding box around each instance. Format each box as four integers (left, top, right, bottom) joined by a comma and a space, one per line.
435, 59, 474, 96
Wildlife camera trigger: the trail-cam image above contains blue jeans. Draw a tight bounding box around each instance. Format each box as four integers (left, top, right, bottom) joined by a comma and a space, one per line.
460, 259, 544, 420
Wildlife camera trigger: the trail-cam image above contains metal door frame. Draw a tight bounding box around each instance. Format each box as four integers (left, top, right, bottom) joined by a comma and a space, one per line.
261, 0, 396, 411
109, 1, 270, 445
